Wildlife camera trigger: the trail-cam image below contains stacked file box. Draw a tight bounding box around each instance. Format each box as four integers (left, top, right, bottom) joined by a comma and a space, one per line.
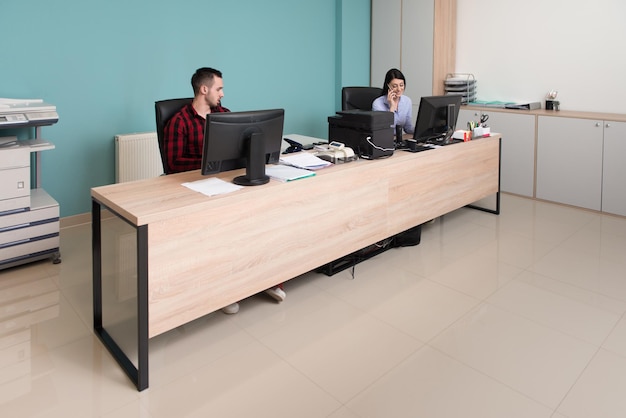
444, 74, 476, 104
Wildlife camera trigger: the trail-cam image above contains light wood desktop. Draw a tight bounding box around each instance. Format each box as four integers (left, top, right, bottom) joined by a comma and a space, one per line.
91, 134, 501, 390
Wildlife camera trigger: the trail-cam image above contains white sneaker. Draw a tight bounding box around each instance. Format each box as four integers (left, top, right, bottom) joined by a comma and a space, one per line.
265, 287, 286, 302
221, 302, 239, 314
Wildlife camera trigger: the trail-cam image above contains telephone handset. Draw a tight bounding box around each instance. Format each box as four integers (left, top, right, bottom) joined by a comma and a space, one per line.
283, 137, 303, 154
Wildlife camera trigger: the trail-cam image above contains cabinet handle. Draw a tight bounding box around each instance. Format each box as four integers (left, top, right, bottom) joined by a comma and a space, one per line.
595, 122, 601, 127
606, 123, 611, 128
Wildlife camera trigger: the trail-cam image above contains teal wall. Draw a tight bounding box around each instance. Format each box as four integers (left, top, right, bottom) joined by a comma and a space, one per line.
336, 0, 372, 110
1, 0, 371, 217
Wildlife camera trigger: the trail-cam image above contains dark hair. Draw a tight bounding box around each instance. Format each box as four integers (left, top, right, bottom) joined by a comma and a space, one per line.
381, 68, 406, 96
191, 67, 223, 95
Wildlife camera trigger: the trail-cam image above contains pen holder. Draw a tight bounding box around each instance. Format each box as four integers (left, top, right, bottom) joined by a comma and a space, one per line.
472, 126, 490, 138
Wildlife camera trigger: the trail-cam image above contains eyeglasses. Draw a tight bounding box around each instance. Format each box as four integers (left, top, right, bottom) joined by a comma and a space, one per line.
388, 83, 405, 90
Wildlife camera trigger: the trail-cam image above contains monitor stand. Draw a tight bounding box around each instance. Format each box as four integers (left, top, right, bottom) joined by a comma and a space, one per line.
234, 132, 270, 186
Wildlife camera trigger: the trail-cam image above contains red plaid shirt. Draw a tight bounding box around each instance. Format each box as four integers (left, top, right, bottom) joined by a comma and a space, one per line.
163, 103, 230, 173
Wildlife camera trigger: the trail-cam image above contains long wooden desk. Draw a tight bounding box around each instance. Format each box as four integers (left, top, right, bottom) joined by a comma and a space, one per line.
91, 134, 501, 390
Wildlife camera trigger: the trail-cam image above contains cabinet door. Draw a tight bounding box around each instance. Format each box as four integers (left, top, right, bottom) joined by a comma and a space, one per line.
401, 0, 434, 114
537, 116, 603, 210
371, 0, 434, 107
459, 109, 535, 197
457, 108, 475, 130
371, 0, 402, 86
602, 121, 626, 216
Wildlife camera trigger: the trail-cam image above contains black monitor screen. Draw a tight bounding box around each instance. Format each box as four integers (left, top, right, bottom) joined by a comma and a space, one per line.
413, 95, 462, 143
201, 109, 284, 186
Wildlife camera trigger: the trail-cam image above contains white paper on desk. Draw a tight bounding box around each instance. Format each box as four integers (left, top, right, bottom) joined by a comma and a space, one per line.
266, 165, 316, 182
279, 152, 331, 170
182, 177, 243, 196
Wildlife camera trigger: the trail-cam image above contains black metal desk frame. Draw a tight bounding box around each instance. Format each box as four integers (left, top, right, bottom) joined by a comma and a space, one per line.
92, 199, 149, 391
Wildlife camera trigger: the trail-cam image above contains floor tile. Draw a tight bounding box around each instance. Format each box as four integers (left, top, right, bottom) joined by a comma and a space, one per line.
473, 229, 556, 270
258, 300, 422, 403
143, 341, 341, 418
557, 348, 626, 418
367, 278, 481, 343
429, 251, 523, 300
0, 335, 139, 417
487, 273, 622, 345
531, 245, 626, 302
346, 346, 554, 418
602, 316, 626, 358
431, 303, 597, 408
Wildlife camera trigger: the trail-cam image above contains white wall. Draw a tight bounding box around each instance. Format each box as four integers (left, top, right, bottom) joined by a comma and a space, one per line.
456, 0, 626, 113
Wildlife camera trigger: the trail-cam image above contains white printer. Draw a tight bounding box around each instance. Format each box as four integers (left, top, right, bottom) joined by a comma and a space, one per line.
0, 99, 60, 269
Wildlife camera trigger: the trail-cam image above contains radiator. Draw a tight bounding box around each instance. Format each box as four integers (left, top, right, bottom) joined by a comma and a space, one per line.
114, 132, 164, 183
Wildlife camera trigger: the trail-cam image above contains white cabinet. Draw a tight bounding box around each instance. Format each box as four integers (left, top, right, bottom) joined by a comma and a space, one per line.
459, 108, 535, 197
537, 116, 626, 215
455, 107, 626, 216
602, 121, 626, 216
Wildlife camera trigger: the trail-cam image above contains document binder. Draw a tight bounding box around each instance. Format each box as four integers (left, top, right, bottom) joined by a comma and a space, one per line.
504, 102, 541, 110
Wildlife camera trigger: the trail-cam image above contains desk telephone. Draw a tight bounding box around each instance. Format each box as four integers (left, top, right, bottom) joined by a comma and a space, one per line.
283, 137, 356, 163
314, 141, 356, 163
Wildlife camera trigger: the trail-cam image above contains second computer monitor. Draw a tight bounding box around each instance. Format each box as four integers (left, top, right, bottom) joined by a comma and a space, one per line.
201, 109, 284, 186
413, 95, 462, 143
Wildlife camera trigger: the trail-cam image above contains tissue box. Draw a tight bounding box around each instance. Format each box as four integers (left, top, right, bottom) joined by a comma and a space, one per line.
452, 130, 472, 141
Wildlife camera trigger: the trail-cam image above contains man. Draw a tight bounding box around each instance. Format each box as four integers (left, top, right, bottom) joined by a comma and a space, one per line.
163, 67, 228, 173
163, 67, 286, 314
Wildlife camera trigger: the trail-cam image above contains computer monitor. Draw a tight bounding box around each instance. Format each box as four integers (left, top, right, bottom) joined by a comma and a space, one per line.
201, 109, 284, 186
413, 95, 462, 143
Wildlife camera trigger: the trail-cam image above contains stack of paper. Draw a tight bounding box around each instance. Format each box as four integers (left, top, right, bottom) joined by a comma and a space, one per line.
266, 165, 316, 182
279, 153, 331, 170
182, 178, 243, 196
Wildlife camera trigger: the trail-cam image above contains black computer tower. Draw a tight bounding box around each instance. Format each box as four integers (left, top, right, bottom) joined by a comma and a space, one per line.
327, 110, 394, 159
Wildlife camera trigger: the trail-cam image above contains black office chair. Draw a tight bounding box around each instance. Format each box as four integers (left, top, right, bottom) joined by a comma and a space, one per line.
341, 86, 383, 111
154, 98, 193, 174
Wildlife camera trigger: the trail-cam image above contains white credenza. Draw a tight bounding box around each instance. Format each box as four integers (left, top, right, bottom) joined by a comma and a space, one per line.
537, 116, 626, 214
461, 106, 626, 217
459, 108, 535, 197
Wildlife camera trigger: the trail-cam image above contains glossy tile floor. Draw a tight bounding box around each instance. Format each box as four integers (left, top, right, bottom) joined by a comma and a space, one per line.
2, 194, 626, 417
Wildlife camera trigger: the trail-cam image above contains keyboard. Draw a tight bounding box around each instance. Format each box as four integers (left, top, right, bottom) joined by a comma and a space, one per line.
396, 140, 435, 153
404, 144, 433, 153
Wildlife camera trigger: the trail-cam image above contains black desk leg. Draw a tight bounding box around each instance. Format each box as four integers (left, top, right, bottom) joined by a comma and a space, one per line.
136, 224, 149, 390
92, 199, 150, 391
92, 200, 102, 331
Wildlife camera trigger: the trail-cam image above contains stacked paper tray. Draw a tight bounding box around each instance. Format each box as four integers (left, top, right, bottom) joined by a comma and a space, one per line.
444, 74, 477, 104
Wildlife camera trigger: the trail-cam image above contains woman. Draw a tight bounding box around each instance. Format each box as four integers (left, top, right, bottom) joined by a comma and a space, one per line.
374, 68, 423, 246
372, 68, 414, 135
